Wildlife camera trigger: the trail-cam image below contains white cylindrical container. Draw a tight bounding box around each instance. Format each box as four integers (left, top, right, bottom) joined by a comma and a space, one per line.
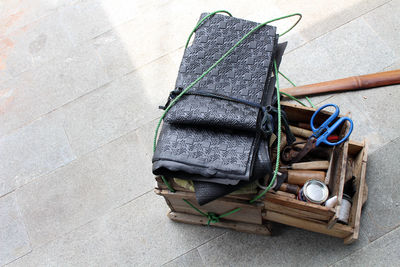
338, 194, 352, 224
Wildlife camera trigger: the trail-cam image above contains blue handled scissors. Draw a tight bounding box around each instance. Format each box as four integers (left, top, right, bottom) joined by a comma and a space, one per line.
310, 103, 354, 146
282, 104, 353, 163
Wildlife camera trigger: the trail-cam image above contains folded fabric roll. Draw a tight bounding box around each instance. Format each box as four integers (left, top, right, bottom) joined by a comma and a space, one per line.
164, 13, 277, 131
153, 12, 286, 205
153, 123, 258, 183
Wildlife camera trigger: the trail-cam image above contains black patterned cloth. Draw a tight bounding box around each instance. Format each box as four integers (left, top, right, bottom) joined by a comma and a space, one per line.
153, 13, 284, 205
165, 13, 277, 130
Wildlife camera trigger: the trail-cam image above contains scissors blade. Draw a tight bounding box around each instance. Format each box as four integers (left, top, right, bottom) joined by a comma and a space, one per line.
291, 138, 316, 163
282, 138, 316, 163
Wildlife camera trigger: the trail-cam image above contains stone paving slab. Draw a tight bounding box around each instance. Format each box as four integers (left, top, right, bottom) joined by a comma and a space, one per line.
363, 1, 400, 58
0, 193, 31, 266
0, 42, 110, 137
0, 0, 78, 39
60, 0, 166, 47
1, 0, 400, 265
9, 192, 225, 267
279, 16, 397, 90
333, 226, 400, 267
197, 224, 369, 267
60, 50, 180, 157
2, 11, 74, 78
358, 137, 400, 242
275, 0, 391, 42
15, 120, 157, 248
0, 112, 76, 197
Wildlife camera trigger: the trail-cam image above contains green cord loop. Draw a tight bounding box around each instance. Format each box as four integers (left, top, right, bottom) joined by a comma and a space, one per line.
207, 213, 220, 225
182, 199, 241, 225
278, 71, 315, 108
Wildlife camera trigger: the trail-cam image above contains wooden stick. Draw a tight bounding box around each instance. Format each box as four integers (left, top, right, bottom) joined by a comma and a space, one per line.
287, 170, 326, 185
289, 125, 313, 139
281, 161, 330, 170
281, 69, 400, 97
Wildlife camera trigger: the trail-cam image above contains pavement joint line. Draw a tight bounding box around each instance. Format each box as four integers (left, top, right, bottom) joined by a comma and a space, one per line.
4, 248, 33, 266
368, 135, 400, 155
62, 123, 77, 161
0, 188, 16, 199
328, 223, 400, 266
122, 45, 185, 78
113, 188, 154, 211
161, 231, 228, 266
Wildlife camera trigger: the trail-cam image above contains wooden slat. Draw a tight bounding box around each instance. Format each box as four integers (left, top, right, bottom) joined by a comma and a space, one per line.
325, 147, 335, 185
157, 189, 262, 225
345, 140, 368, 244
328, 140, 349, 229
265, 193, 335, 217
168, 211, 271, 235
264, 201, 331, 221
348, 140, 364, 156
362, 184, 368, 205
344, 162, 367, 244
264, 211, 353, 239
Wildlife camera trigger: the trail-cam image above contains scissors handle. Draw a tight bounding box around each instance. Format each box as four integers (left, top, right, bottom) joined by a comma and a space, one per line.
310, 104, 354, 146
319, 117, 353, 146
310, 104, 340, 133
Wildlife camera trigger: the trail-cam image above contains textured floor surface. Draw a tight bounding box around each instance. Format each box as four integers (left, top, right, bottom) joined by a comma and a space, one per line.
1, 0, 400, 266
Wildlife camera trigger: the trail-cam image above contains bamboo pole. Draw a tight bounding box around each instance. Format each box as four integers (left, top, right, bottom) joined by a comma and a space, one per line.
281, 69, 400, 97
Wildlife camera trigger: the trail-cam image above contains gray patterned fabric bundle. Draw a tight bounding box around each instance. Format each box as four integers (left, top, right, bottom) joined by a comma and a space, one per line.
153, 13, 285, 205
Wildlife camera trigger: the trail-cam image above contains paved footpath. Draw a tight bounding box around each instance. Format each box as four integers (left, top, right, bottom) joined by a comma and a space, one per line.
1, 0, 399, 266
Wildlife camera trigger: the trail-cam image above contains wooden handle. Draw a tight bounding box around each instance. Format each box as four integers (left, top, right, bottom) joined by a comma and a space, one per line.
281, 69, 400, 97
279, 183, 300, 195
289, 125, 313, 139
291, 161, 330, 170
287, 170, 326, 186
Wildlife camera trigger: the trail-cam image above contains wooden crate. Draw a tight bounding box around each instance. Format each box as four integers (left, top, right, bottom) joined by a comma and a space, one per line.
154, 103, 368, 243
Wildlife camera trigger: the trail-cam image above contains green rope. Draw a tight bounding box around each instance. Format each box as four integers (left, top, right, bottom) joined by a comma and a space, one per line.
278, 71, 315, 108
280, 91, 308, 106
161, 176, 175, 192
182, 199, 241, 225
154, 12, 302, 200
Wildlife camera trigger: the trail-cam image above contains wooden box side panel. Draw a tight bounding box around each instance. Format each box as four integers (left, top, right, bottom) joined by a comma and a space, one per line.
264, 193, 335, 218
344, 140, 368, 244
264, 211, 353, 238
156, 189, 263, 225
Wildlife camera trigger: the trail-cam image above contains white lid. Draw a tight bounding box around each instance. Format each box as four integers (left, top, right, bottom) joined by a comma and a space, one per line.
304, 180, 329, 204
